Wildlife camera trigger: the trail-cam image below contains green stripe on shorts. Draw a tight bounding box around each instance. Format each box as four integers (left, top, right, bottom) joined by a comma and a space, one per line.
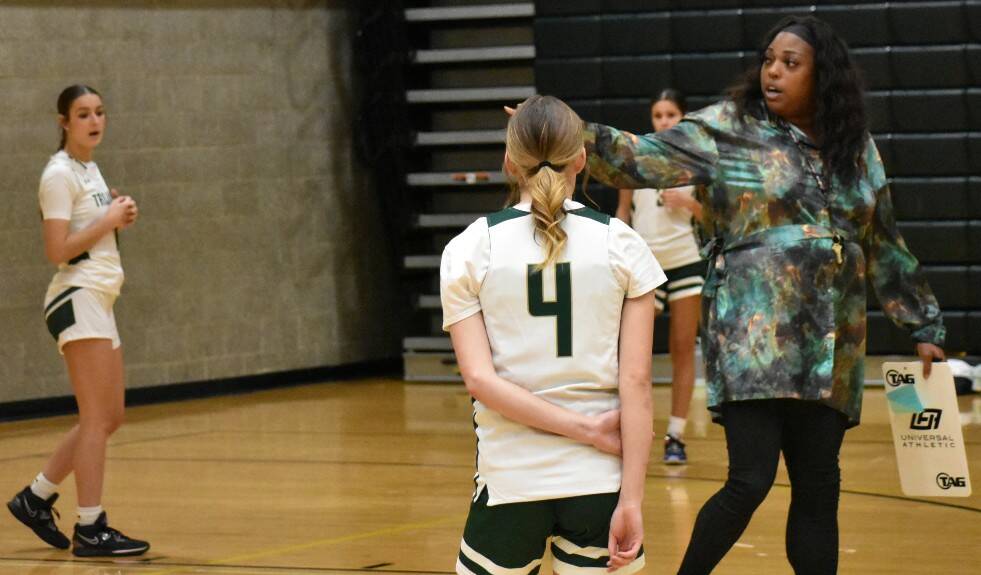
458, 550, 494, 575
550, 544, 609, 568
44, 286, 81, 314
45, 299, 76, 340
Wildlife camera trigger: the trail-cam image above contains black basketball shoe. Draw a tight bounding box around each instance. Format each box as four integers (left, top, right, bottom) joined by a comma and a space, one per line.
7, 486, 71, 549
72, 512, 150, 557
663, 434, 688, 465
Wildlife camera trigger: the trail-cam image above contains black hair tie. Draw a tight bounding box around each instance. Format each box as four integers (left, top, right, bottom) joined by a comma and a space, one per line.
536, 160, 556, 172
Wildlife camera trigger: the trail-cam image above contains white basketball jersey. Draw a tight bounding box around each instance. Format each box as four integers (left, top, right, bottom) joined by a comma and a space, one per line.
631, 185, 701, 270
440, 199, 665, 505
39, 150, 124, 298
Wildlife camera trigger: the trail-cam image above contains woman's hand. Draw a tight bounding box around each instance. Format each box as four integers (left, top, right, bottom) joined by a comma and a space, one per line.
660, 189, 697, 213
111, 189, 139, 228
607, 502, 643, 571
506, 104, 639, 142
587, 410, 622, 455
916, 342, 945, 379
107, 195, 138, 229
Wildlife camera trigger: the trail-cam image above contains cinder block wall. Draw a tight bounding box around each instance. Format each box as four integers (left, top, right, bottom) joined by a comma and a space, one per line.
0, 1, 398, 403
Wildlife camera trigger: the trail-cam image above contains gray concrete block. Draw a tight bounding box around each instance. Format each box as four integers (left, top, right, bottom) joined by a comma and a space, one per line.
165, 359, 207, 385
102, 113, 141, 152
220, 179, 259, 216
204, 355, 245, 380
199, 74, 242, 112
0, 1, 391, 404
141, 113, 185, 149
23, 340, 67, 381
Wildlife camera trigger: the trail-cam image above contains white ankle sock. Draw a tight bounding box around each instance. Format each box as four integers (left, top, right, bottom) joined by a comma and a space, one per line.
77, 505, 104, 526
29, 472, 58, 500
667, 416, 687, 439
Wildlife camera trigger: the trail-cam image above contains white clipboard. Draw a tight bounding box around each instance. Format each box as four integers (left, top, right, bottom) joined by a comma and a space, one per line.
882, 362, 972, 497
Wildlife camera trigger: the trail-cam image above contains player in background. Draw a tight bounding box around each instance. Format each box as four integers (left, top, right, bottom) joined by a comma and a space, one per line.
616, 89, 705, 464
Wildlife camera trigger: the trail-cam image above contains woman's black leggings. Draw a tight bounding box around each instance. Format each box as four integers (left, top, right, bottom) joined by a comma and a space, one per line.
677, 399, 848, 575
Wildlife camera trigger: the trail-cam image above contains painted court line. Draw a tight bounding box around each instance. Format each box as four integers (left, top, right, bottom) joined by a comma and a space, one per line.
0, 556, 452, 574
0, 558, 450, 574
143, 513, 466, 575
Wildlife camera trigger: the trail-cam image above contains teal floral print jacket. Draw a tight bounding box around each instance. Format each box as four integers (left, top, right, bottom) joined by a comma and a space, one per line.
585, 101, 944, 426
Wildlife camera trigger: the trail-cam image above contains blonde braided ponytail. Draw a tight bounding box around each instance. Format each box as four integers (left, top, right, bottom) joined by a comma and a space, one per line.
504, 95, 584, 269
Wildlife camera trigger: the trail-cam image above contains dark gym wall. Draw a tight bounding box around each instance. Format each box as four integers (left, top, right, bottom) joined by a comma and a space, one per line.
534, 0, 981, 355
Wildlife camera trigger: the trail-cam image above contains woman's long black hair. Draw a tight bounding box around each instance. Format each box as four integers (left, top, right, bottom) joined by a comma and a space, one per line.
729, 15, 867, 186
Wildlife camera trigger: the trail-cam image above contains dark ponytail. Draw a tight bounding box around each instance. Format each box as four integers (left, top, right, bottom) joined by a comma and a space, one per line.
57, 84, 101, 150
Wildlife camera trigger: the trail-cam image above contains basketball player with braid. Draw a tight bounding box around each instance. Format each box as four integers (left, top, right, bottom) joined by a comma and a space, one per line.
441, 95, 666, 575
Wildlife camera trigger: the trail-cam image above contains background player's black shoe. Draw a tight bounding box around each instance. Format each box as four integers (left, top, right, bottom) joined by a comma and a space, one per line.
663, 434, 688, 465
72, 512, 150, 557
6, 486, 70, 549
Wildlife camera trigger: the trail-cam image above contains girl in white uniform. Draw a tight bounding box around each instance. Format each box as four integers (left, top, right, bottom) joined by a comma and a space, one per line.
6, 85, 149, 557
442, 95, 665, 575
616, 89, 704, 465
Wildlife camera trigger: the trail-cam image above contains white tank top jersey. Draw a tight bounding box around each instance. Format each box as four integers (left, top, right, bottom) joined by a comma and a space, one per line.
440, 199, 666, 506
630, 185, 702, 270
38, 150, 124, 299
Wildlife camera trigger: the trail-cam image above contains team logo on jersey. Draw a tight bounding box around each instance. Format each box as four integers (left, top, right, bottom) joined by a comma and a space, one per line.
93, 190, 112, 207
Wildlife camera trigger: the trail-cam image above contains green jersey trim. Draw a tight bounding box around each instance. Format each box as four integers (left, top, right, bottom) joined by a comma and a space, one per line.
487, 207, 529, 228
566, 206, 610, 225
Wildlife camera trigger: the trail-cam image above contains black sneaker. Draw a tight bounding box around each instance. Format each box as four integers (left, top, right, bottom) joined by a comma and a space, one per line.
7, 486, 70, 549
663, 434, 688, 465
72, 512, 150, 557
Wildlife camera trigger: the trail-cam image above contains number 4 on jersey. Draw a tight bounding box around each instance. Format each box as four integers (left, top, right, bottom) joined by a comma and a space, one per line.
527, 263, 572, 357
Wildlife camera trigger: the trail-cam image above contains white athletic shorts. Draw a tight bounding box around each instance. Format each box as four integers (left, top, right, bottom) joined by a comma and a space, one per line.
43, 287, 120, 354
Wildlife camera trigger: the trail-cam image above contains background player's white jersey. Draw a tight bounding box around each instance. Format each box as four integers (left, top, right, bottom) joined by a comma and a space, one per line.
631, 185, 701, 270
441, 198, 665, 505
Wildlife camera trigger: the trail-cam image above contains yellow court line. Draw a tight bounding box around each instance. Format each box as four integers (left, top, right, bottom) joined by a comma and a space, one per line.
144, 513, 466, 575
0, 559, 446, 575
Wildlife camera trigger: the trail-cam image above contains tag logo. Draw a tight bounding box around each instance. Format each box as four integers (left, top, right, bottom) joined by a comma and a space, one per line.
885, 370, 915, 387
910, 409, 942, 430
936, 472, 967, 490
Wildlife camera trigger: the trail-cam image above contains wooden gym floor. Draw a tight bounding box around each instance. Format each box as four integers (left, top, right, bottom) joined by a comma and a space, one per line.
0, 378, 978, 574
